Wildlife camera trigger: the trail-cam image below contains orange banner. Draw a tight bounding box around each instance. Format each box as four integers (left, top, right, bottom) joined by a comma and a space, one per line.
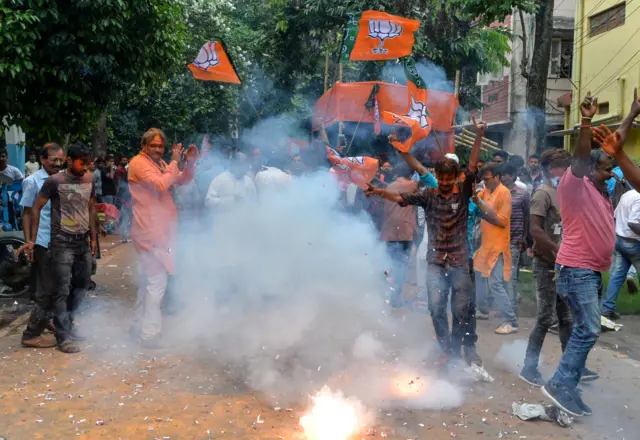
326, 146, 379, 188
349, 11, 421, 61
313, 81, 458, 132
188, 41, 241, 84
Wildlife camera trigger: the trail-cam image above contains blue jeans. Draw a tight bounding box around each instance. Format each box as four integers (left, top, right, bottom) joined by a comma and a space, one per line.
551, 265, 602, 390
476, 254, 517, 325
603, 235, 640, 313
102, 195, 115, 205
426, 262, 473, 356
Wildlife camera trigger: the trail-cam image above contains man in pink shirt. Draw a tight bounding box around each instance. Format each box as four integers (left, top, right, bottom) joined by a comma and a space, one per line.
128, 128, 197, 348
541, 94, 614, 417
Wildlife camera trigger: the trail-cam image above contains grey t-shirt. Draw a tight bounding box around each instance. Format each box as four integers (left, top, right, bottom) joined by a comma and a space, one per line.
39, 170, 95, 239
530, 183, 562, 261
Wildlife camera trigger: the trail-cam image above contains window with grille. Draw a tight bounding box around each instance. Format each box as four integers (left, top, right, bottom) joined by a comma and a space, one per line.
549, 40, 573, 78
590, 3, 626, 36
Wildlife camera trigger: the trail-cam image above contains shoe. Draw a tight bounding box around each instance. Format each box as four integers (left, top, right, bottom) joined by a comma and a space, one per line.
22, 334, 57, 348
495, 322, 518, 335
519, 367, 544, 387
571, 388, 593, 416
140, 336, 163, 349
580, 368, 600, 382
463, 346, 483, 366
57, 340, 81, 353
602, 310, 621, 320
541, 382, 583, 417
476, 311, 490, 320
626, 278, 638, 294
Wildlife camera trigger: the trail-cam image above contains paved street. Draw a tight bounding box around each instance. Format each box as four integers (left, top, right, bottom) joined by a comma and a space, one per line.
0, 243, 638, 440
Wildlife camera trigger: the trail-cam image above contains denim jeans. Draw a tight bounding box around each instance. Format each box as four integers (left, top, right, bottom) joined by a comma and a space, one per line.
386, 241, 412, 306
550, 265, 602, 390
523, 257, 573, 370
509, 243, 522, 316
603, 235, 640, 313
23, 245, 54, 339
476, 254, 517, 325
102, 195, 115, 205
426, 262, 474, 357
49, 234, 93, 344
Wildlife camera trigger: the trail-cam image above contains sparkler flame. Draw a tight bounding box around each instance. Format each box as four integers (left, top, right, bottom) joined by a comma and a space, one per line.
300, 386, 361, 440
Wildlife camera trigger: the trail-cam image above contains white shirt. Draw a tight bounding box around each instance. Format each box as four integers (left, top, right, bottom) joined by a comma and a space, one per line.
0, 164, 24, 184
254, 166, 291, 192
25, 161, 40, 177
615, 190, 640, 240
205, 170, 256, 209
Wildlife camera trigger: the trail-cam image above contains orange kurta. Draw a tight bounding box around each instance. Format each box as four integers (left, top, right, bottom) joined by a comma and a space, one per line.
473, 183, 512, 281
128, 153, 195, 275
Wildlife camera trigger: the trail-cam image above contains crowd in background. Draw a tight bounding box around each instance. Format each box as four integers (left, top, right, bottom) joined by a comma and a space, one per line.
6, 88, 640, 419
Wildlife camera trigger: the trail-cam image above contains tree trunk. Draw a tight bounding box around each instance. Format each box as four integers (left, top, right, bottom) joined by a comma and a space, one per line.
92, 112, 108, 158
526, 0, 554, 153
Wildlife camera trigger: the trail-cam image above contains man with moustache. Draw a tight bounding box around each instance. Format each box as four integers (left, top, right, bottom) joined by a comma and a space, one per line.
27, 142, 97, 353
20, 143, 66, 348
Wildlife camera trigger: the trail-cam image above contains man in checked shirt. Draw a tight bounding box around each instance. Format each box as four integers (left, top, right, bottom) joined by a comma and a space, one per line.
365, 119, 484, 366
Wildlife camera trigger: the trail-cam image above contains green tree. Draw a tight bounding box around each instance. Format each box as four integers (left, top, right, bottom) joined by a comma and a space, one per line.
0, 0, 187, 147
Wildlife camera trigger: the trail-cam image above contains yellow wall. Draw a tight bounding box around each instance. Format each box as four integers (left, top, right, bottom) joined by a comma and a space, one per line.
569, 0, 640, 157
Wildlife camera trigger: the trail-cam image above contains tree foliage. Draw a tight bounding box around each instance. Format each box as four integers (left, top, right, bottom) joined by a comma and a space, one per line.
0, 0, 187, 144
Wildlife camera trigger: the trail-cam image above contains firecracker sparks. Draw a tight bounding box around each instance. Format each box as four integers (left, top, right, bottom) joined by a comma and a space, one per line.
300, 386, 362, 440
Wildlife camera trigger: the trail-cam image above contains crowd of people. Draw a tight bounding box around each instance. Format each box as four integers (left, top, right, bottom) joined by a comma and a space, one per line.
8, 88, 640, 419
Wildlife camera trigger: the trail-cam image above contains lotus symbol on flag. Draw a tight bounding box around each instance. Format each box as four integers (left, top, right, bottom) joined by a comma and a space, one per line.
368, 19, 402, 54
193, 41, 220, 70
404, 95, 430, 129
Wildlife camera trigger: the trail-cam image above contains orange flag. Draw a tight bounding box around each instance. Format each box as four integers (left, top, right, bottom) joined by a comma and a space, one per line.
383, 58, 432, 152
326, 147, 379, 188
188, 41, 241, 84
343, 11, 420, 61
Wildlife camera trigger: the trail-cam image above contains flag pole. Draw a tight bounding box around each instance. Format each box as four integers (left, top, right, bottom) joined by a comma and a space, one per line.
242, 88, 262, 120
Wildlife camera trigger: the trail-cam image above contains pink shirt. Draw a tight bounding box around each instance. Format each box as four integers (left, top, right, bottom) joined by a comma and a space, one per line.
556, 167, 614, 272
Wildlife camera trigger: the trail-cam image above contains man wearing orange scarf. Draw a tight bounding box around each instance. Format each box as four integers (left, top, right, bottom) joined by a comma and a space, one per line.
128, 128, 198, 348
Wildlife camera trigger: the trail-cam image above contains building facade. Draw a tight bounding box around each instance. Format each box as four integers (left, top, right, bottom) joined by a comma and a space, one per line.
473, 0, 576, 158
557, 0, 640, 155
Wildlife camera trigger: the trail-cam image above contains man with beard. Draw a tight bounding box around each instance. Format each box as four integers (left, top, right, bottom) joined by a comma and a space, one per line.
528, 153, 543, 191
20, 143, 66, 348
364, 118, 484, 366
27, 142, 97, 353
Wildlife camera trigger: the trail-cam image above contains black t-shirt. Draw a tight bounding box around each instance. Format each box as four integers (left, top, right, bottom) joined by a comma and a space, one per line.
101, 167, 117, 196
39, 170, 95, 239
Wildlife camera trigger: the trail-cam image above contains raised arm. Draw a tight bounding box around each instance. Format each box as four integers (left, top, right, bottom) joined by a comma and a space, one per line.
572, 93, 598, 178
364, 183, 403, 203
467, 116, 485, 174
175, 145, 198, 186
594, 88, 640, 190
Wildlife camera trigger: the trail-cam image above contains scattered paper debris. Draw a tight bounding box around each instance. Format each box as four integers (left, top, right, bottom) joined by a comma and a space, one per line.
512, 402, 572, 427
465, 364, 494, 383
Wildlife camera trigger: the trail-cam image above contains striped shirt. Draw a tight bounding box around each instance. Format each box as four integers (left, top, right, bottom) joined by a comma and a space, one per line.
399, 171, 474, 266
509, 185, 530, 245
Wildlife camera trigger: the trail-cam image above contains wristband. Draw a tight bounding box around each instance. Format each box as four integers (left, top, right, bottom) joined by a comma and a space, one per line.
581, 116, 592, 121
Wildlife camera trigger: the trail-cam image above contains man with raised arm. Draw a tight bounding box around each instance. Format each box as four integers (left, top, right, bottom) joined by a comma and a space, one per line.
364, 119, 484, 366
541, 93, 614, 417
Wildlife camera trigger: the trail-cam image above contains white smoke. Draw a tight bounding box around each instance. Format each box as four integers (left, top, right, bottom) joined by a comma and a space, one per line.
151, 163, 465, 409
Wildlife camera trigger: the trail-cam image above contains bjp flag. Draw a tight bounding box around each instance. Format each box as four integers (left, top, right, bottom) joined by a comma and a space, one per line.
383, 58, 432, 152
188, 41, 241, 84
326, 146, 379, 188
341, 11, 420, 62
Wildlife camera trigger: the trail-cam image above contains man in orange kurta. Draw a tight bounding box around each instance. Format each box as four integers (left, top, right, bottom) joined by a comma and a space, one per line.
127, 128, 197, 347
473, 162, 517, 335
